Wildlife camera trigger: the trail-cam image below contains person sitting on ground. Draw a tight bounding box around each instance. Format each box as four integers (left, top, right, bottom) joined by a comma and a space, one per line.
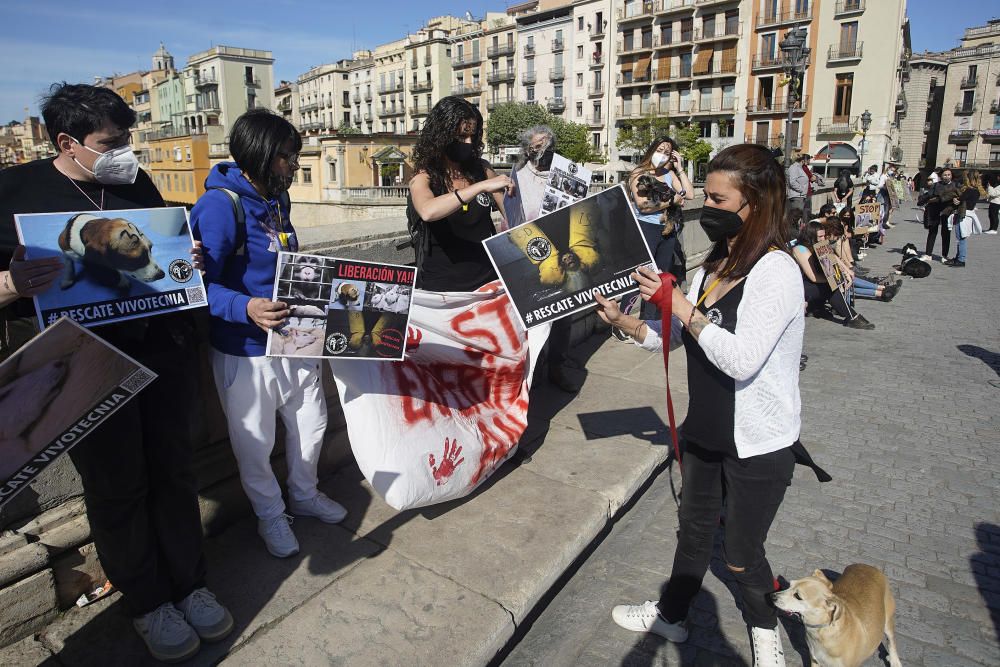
791, 221, 875, 329
822, 217, 898, 302
811, 202, 836, 222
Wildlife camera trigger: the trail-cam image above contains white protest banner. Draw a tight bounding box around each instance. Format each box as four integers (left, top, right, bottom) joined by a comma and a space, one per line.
330, 281, 549, 510
15, 207, 206, 329
0, 318, 156, 509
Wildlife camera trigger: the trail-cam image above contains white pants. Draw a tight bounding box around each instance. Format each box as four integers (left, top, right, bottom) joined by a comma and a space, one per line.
211, 351, 328, 520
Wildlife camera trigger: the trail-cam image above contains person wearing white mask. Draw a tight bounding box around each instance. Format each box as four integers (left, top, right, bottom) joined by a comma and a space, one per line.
627, 137, 694, 319
0, 83, 231, 663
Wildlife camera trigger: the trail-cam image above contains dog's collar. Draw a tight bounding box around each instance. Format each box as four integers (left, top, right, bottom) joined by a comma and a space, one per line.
801, 620, 832, 628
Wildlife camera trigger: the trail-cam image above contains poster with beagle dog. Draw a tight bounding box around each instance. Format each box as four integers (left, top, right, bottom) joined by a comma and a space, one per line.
0, 317, 155, 510
15, 207, 208, 330
482, 185, 654, 330
267, 252, 416, 360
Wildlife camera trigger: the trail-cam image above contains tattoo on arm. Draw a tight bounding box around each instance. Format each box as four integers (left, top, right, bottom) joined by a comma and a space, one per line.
1, 272, 10, 293
687, 310, 709, 339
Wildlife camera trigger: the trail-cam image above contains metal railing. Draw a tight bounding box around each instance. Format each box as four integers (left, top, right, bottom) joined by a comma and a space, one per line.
549, 67, 566, 81
591, 52, 605, 67
816, 116, 859, 134
616, 73, 655, 86
453, 83, 482, 96
380, 106, 405, 117
452, 53, 483, 67
692, 60, 739, 77
587, 82, 605, 96
752, 53, 785, 70
547, 97, 566, 112
193, 74, 218, 87
745, 96, 809, 114
409, 105, 430, 116
341, 186, 408, 202
552, 38, 565, 52
948, 130, 976, 143
487, 98, 514, 111
834, 0, 865, 16
617, 36, 658, 54
379, 81, 404, 94
487, 43, 516, 58
828, 43, 864, 62
487, 68, 516, 84
960, 76, 978, 89
755, 9, 812, 29
693, 23, 741, 41
588, 113, 604, 126
410, 80, 433, 92
954, 102, 977, 115
522, 71, 537, 84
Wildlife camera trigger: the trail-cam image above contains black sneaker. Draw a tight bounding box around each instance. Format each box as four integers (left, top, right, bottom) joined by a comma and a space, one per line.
880, 285, 899, 302
945, 259, 966, 267
845, 314, 875, 330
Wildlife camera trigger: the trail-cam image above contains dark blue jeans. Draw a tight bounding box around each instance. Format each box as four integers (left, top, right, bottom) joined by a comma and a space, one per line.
659, 442, 795, 628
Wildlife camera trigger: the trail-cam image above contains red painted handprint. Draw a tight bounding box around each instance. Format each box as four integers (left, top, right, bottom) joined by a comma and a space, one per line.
429, 438, 465, 486
406, 326, 423, 352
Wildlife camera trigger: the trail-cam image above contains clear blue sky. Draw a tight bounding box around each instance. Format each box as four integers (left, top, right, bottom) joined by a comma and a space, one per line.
0, 0, 997, 124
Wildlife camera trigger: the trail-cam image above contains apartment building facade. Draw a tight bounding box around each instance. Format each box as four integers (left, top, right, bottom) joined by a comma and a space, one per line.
935, 19, 1000, 171
348, 53, 377, 134
405, 23, 455, 132
374, 39, 409, 135
571, 0, 614, 155
275, 80, 299, 127
897, 52, 947, 173
297, 62, 352, 134
516, 4, 575, 119
185, 45, 275, 135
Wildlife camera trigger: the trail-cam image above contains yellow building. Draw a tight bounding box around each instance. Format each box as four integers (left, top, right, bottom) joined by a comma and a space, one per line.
147, 131, 212, 206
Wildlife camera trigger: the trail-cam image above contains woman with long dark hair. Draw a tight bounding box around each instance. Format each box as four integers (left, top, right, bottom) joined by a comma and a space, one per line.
408, 96, 513, 291
595, 144, 807, 666
193, 109, 347, 560
627, 136, 694, 317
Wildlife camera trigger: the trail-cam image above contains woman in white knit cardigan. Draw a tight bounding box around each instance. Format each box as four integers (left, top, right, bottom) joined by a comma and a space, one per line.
596, 144, 804, 667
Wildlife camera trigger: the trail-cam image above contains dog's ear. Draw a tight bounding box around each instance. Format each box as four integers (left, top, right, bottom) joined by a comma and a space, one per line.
825, 598, 842, 623
812, 570, 834, 588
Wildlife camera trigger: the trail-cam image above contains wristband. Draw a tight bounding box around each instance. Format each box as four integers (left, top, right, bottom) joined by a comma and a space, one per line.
633, 322, 643, 340
686, 307, 696, 329
455, 190, 466, 205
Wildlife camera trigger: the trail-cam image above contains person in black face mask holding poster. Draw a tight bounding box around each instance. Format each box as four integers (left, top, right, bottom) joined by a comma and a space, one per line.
408, 96, 513, 292
594, 144, 806, 667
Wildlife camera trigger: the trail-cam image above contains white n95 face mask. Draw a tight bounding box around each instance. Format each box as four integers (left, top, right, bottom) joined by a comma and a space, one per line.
72, 137, 140, 185
651, 152, 670, 169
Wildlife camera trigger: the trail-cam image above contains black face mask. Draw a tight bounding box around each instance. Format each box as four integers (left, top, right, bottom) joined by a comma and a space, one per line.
446, 141, 477, 164
533, 147, 555, 171
700, 203, 747, 243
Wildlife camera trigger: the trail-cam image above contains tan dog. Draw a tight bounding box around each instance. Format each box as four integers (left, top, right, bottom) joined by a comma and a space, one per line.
771, 565, 902, 667
58, 213, 165, 292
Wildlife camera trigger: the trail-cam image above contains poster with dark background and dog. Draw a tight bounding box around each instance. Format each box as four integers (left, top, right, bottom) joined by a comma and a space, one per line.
267, 252, 415, 360
0, 317, 156, 510
483, 185, 654, 329
15, 207, 207, 329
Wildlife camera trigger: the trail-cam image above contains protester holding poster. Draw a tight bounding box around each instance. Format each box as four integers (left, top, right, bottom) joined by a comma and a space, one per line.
408, 96, 513, 291
505, 125, 556, 228
0, 83, 231, 663
596, 145, 808, 664
791, 221, 874, 329
192, 109, 347, 560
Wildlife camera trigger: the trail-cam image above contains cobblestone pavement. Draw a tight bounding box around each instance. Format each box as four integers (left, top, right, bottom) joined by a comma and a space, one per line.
501, 203, 1000, 666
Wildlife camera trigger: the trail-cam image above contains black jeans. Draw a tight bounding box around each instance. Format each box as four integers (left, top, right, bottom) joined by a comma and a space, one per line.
988, 203, 999, 232
925, 213, 951, 257
659, 442, 795, 629
639, 223, 680, 319
69, 324, 206, 616
803, 280, 855, 320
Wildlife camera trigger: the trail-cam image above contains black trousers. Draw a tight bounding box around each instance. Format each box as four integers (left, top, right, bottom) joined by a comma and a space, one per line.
925, 213, 951, 257
988, 203, 999, 232
659, 442, 795, 628
69, 323, 206, 616
803, 280, 855, 320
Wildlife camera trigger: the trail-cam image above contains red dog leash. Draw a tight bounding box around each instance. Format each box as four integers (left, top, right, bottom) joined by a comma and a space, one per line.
649, 272, 682, 470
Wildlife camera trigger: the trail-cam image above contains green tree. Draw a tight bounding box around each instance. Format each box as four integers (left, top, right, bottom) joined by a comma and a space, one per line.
675, 123, 713, 166
484, 102, 604, 164
614, 112, 673, 154
336, 121, 361, 136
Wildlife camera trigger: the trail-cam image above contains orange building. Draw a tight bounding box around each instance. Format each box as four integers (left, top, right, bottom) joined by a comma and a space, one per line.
147, 130, 213, 206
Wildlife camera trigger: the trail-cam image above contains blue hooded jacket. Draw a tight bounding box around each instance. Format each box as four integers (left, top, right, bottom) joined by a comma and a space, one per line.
191, 162, 294, 357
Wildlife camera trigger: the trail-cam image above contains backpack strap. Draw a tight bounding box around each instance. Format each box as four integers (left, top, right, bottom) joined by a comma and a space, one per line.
205, 186, 247, 257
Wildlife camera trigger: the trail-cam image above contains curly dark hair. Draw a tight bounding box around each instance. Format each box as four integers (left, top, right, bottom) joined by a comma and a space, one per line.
411, 96, 485, 196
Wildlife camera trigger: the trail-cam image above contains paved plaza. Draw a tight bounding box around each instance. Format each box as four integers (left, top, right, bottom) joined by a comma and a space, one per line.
503, 202, 1000, 667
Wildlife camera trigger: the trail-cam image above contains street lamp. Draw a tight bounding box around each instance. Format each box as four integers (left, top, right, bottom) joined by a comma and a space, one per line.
779, 27, 810, 167
858, 109, 872, 176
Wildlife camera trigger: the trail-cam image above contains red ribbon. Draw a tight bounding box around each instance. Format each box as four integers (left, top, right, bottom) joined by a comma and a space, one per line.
650, 272, 682, 470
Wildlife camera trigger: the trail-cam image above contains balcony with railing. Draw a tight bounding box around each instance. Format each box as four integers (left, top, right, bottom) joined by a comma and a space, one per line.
616, 2, 658, 23
617, 72, 655, 87
352, 93, 361, 104
379, 80, 404, 94
193, 74, 218, 88
955, 101, 977, 115
745, 96, 809, 115
487, 98, 514, 111
300, 101, 320, 112
381, 105, 405, 117
552, 38, 565, 52
656, 0, 696, 16
651, 65, 693, 83
588, 113, 604, 126
488, 43, 516, 58
755, 8, 812, 29
617, 35, 658, 54
980, 129, 1000, 144
522, 70, 537, 84
693, 22, 741, 42
244, 77, 261, 88
410, 80, 433, 93
590, 22, 607, 38
549, 66, 566, 81
696, 0, 739, 5
300, 122, 327, 132
618, 106, 655, 120
692, 59, 739, 78
524, 42, 535, 54
960, 76, 978, 89
588, 82, 605, 96
752, 53, 786, 71
816, 116, 859, 134
409, 105, 430, 117
364, 90, 372, 102
410, 59, 419, 69
948, 130, 976, 144
424, 56, 433, 66
363, 113, 372, 122
452, 52, 483, 67
591, 52, 606, 68
488, 68, 516, 84
453, 83, 482, 96
547, 97, 566, 113
655, 30, 694, 48
690, 97, 738, 114
834, 0, 865, 17
351, 113, 361, 124
964, 22, 1000, 41
828, 42, 863, 63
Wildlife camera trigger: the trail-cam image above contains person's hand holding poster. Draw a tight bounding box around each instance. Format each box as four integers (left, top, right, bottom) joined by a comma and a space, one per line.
266, 252, 416, 360
0, 318, 156, 509
483, 185, 654, 329
854, 202, 880, 236
14, 207, 207, 329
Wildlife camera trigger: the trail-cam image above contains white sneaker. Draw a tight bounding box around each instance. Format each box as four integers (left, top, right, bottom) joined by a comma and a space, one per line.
610, 600, 688, 642
289, 492, 348, 524
177, 587, 234, 642
940, 256, 949, 263
133, 602, 200, 663
258, 514, 300, 558
749, 626, 786, 667
985, 229, 998, 234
